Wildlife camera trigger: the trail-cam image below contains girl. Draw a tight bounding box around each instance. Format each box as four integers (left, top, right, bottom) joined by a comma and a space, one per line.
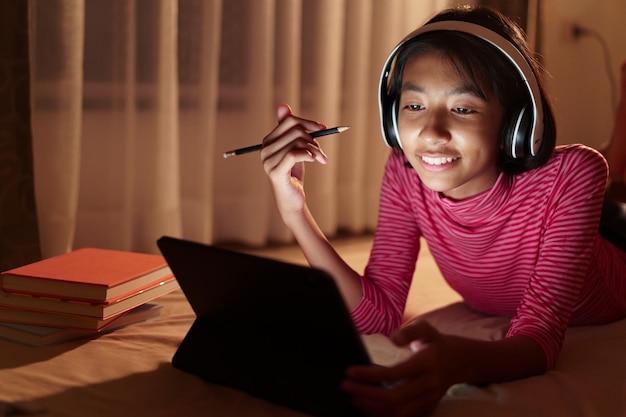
260, 5, 626, 417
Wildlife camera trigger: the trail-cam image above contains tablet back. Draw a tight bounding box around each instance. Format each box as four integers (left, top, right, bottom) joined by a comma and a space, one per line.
156, 236, 370, 417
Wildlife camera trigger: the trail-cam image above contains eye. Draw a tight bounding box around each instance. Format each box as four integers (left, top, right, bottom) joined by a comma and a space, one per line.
453, 107, 476, 115
404, 104, 424, 112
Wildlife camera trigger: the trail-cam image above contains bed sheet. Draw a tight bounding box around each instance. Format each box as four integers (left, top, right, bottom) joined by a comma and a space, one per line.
1, 289, 625, 417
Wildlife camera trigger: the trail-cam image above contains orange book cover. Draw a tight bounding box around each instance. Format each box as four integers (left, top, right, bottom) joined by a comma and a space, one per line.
0, 303, 164, 344
0, 303, 163, 331
0, 275, 180, 320
0, 276, 179, 319
0, 248, 172, 303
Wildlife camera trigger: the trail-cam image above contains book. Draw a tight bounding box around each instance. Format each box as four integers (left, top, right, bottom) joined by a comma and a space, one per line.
0, 302, 150, 330
0, 303, 163, 346
0, 276, 179, 320
0, 248, 173, 302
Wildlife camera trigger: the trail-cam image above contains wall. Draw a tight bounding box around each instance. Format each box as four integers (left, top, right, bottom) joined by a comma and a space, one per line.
541, 0, 626, 150
0, 0, 41, 269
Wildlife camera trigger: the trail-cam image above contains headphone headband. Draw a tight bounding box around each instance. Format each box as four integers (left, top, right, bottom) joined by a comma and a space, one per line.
378, 20, 544, 158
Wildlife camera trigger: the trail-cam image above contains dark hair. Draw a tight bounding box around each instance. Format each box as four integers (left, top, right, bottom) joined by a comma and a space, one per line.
389, 5, 556, 175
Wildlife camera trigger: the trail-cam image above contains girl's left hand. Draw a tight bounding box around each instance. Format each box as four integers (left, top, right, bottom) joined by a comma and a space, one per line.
342, 321, 464, 417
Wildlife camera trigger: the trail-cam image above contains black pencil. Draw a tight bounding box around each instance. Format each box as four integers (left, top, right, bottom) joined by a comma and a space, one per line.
223, 126, 350, 159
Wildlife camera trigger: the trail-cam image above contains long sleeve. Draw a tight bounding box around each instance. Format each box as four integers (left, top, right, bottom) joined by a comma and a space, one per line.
351, 150, 422, 335
506, 145, 609, 369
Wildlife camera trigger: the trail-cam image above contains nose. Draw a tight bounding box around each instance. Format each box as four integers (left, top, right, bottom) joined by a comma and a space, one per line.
418, 110, 451, 145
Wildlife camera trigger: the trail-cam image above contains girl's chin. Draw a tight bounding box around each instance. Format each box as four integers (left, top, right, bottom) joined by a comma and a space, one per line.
417, 177, 455, 195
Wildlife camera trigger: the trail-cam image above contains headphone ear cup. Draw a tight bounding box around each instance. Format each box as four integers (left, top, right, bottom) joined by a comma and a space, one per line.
382, 95, 401, 148
503, 106, 532, 158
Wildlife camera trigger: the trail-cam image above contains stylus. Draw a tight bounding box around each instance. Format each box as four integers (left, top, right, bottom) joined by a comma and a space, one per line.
223, 126, 350, 158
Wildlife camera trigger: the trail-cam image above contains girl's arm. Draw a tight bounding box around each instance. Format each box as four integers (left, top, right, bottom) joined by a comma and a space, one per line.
282, 205, 363, 309
342, 322, 546, 417
506, 146, 608, 369
351, 150, 422, 334
391, 321, 547, 385
260, 104, 363, 308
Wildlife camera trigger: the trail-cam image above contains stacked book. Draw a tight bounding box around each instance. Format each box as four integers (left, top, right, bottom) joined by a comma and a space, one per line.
0, 248, 178, 346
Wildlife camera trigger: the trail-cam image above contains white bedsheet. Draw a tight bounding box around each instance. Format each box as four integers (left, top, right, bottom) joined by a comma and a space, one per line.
1, 289, 625, 416
367, 302, 626, 417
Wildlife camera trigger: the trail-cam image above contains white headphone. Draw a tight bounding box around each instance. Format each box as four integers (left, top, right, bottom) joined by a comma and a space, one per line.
378, 20, 544, 159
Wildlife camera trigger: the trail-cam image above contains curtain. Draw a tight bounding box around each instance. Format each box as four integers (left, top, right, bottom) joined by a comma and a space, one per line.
28, 0, 456, 258
0, 0, 41, 270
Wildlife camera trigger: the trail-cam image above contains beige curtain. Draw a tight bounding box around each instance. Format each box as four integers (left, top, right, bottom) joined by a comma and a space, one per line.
28, 0, 454, 257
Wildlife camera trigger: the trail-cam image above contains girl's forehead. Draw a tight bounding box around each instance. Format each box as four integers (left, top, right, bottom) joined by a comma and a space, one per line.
402, 51, 491, 99
404, 52, 459, 75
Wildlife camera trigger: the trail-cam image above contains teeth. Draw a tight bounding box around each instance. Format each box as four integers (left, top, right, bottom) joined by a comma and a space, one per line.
421, 156, 458, 165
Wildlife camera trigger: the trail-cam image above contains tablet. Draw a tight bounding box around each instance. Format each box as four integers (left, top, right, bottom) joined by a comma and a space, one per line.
157, 236, 371, 417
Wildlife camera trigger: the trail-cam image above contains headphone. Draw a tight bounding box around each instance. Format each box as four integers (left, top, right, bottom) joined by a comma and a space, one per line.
378, 20, 544, 159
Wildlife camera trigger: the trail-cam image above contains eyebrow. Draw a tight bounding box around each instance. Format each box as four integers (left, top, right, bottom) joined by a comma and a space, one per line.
400, 84, 482, 98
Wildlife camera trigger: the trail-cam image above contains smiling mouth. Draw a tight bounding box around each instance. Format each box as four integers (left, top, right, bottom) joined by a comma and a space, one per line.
420, 155, 460, 166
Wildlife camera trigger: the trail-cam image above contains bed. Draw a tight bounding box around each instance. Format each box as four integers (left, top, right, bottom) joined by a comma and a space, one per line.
1, 238, 625, 417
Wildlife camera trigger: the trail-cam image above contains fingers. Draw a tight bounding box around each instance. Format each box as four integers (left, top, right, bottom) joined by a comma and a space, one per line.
342, 370, 442, 417
276, 103, 292, 122
261, 128, 328, 179
261, 105, 329, 172
268, 104, 327, 145
263, 115, 326, 152
346, 355, 423, 389
345, 322, 442, 389
391, 320, 439, 348
343, 323, 453, 416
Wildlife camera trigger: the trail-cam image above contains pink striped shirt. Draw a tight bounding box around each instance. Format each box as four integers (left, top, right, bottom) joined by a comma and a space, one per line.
351, 144, 626, 369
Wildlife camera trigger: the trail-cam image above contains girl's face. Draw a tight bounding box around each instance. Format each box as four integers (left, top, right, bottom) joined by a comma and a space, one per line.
397, 52, 504, 200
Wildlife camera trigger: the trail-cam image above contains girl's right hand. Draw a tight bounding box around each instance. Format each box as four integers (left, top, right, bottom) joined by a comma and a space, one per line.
260, 104, 329, 220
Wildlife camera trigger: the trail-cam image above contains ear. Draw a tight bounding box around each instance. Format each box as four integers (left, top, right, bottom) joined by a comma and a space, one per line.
277, 103, 292, 122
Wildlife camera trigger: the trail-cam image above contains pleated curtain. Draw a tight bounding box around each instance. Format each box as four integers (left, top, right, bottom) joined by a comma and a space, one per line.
28, 0, 455, 257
